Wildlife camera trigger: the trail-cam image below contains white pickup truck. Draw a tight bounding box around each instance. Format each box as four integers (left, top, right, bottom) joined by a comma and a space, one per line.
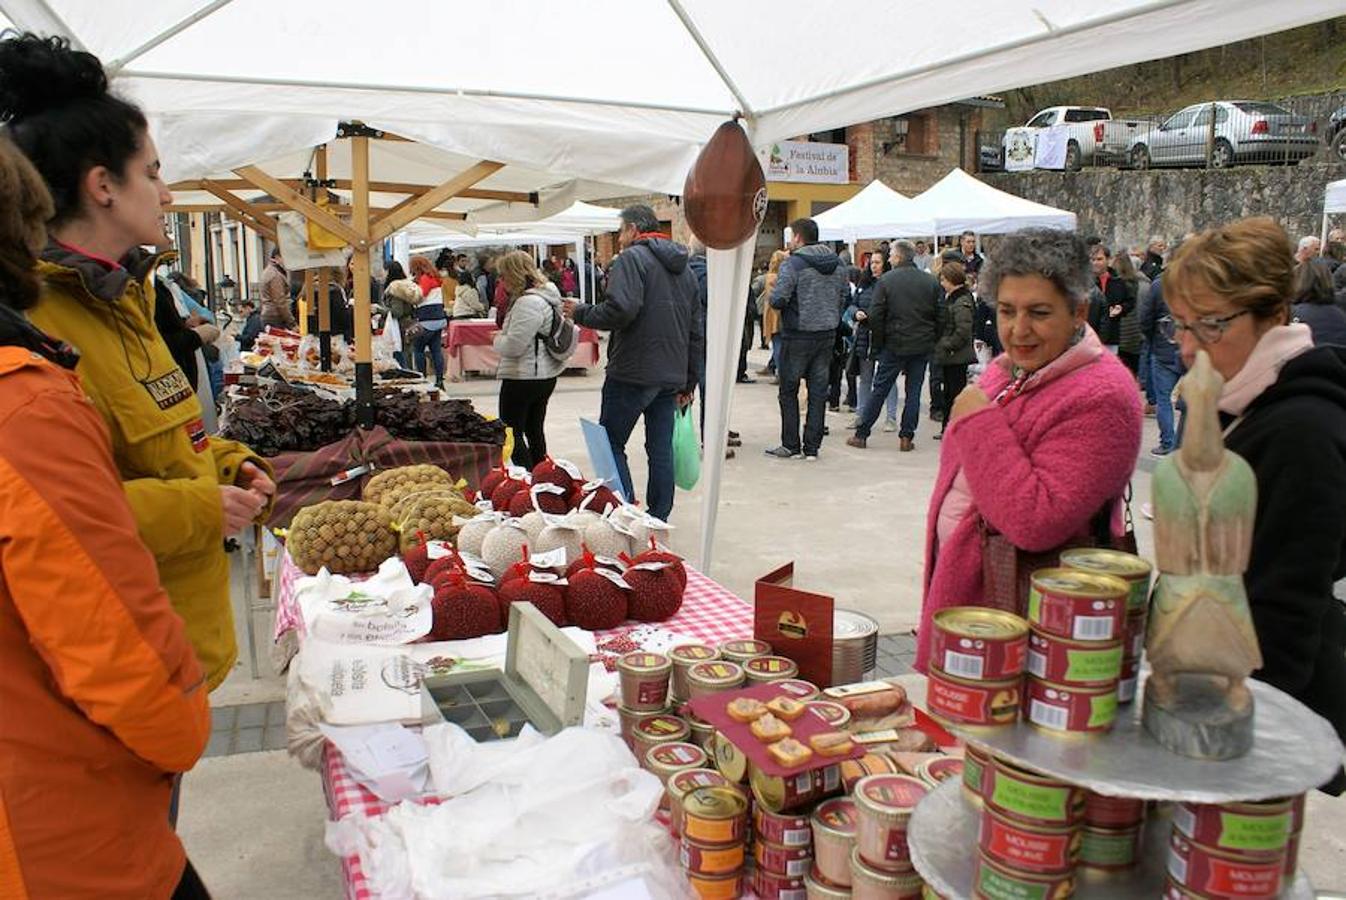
1006, 106, 1148, 170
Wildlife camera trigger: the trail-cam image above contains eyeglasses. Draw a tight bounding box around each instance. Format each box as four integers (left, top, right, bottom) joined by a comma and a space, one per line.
1158, 309, 1250, 344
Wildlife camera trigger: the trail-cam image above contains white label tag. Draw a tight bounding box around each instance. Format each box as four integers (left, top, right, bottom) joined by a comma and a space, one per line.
854, 729, 901, 745
329, 464, 371, 486
506, 465, 529, 480
581, 478, 608, 493
533, 482, 567, 496
475, 499, 495, 512
530, 548, 568, 569
609, 519, 637, 538
594, 555, 625, 570
631, 560, 671, 572
528, 571, 565, 585
467, 567, 495, 584
425, 542, 452, 561
595, 568, 631, 590
823, 680, 893, 700
501, 519, 527, 532
555, 459, 583, 480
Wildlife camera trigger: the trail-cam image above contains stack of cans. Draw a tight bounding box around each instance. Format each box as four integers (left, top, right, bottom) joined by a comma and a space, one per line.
616, 650, 673, 752
751, 805, 814, 899
973, 754, 1085, 900
669, 642, 720, 751
1059, 549, 1154, 704
1023, 569, 1130, 735
925, 608, 1029, 730
680, 785, 750, 899
808, 797, 860, 897
850, 774, 929, 899
1166, 797, 1299, 898
1080, 791, 1146, 875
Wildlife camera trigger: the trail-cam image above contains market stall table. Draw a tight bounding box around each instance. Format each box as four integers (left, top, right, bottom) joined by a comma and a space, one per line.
274, 550, 753, 900
444, 318, 600, 381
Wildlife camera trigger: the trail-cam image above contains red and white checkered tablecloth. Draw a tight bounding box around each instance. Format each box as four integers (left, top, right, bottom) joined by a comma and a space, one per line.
280, 551, 752, 900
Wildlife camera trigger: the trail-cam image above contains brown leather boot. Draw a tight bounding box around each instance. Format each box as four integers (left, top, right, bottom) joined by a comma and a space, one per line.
899, 437, 914, 452
846, 435, 867, 449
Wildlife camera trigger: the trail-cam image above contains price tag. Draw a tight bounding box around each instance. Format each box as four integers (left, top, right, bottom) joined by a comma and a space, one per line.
528, 571, 567, 585
533, 483, 567, 496
425, 542, 452, 560
530, 548, 568, 569
555, 459, 583, 480
595, 568, 631, 590
630, 560, 671, 572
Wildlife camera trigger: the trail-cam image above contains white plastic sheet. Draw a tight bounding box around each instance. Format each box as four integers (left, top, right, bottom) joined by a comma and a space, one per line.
296, 558, 433, 646
326, 727, 682, 899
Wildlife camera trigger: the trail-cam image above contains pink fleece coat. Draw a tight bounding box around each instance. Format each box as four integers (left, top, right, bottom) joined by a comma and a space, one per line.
915, 336, 1142, 672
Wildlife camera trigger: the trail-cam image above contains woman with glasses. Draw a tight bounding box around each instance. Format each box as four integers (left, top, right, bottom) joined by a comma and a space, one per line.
1164, 217, 1346, 793
914, 228, 1142, 672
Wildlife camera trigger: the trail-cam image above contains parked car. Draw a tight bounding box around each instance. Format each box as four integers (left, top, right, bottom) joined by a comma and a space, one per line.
1328, 104, 1346, 164
1004, 106, 1147, 171
1128, 101, 1318, 169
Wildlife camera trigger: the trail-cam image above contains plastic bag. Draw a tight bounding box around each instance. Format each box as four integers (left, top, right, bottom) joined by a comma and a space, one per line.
672, 403, 700, 491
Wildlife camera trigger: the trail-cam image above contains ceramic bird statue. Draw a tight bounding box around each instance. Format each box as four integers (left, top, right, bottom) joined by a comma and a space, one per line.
1144, 350, 1262, 758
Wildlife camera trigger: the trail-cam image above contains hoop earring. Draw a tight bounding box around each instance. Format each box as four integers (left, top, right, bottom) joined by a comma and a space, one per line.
102, 198, 114, 209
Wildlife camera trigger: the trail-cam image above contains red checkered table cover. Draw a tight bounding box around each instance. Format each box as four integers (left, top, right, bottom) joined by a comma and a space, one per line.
276, 551, 752, 899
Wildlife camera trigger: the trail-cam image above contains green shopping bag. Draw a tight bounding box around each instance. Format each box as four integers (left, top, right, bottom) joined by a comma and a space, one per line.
672, 403, 701, 491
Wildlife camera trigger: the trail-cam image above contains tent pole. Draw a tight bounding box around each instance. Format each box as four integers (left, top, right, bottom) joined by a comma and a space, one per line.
351, 135, 376, 426
576, 238, 587, 304
1322, 211, 1330, 256
314, 146, 333, 372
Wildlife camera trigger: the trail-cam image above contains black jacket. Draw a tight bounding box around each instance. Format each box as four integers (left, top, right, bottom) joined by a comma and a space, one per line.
869, 263, 941, 358
1223, 345, 1346, 792
152, 277, 201, 389
1140, 274, 1182, 372
1293, 302, 1346, 347
934, 286, 976, 366
239, 311, 263, 352
1140, 251, 1164, 281
573, 238, 703, 391
1088, 270, 1133, 346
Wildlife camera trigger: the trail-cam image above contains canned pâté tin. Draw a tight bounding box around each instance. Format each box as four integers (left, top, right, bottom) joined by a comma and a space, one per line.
1080, 824, 1142, 871
1025, 629, 1124, 686
811, 796, 860, 888
916, 756, 964, 788
670, 643, 720, 699
753, 866, 807, 900
720, 638, 772, 665
756, 838, 813, 878
668, 768, 732, 836
977, 806, 1081, 874
777, 679, 821, 702
713, 731, 749, 783
807, 700, 852, 730
854, 773, 928, 872
1083, 791, 1145, 829
631, 713, 690, 763
1117, 655, 1140, 705
754, 805, 814, 848
687, 868, 745, 900
984, 756, 1085, 828
1027, 568, 1129, 642
744, 655, 800, 685
963, 745, 991, 806
851, 847, 924, 899
617, 651, 672, 711
1023, 676, 1119, 735
1167, 830, 1285, 898
931, 607, 1030, 682
1172, 799, 1292, 859
751, 762, 843, 813
682, 785, 749, 845
687, 660, 746, 699
927, 667, 1021, 728
841, 752, 899, 793
646, 741, 709, 786
681, 836, 745, 876
1058, 547, 1153, 614
973, 850, 1076, 900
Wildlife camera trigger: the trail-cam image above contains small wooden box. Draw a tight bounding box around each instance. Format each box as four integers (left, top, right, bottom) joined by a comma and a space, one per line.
420, 602, 589, 740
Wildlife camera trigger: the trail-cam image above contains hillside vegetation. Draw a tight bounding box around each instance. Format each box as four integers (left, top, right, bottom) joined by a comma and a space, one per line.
998, 17, 1346, 123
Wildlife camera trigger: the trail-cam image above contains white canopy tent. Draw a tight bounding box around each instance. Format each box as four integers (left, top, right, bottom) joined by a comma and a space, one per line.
2, 0, 1340, 572
813, 181, 934, 252
1324, 178, 1346, 252
905, 168, 1077, 238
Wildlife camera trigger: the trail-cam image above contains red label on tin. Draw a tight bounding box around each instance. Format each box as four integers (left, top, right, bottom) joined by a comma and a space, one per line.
693, 662, 738, 679
816, 798, 858, 832
929, 676, 990, 719
983, 817, 1073, 871
1203, 857, 1283, 896
625, 653, 663, 668
1005, 640, 1027, 672
673, 645, 716, 662
652, 744, 703, 766
638, 716, 684, 737
672, 770, 727, 793
749, 657, 788, 673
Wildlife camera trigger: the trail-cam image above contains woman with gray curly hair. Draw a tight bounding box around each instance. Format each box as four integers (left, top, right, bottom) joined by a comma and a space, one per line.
915, 227, 1142, 672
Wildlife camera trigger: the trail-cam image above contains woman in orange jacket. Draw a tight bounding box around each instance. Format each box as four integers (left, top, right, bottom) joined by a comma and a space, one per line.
2, 34, 273, 692
0, 134, 212, 897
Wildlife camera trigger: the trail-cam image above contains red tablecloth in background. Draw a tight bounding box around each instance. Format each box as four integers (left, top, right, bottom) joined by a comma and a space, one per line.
444, 318, 600, 380
276, 551, 753, 900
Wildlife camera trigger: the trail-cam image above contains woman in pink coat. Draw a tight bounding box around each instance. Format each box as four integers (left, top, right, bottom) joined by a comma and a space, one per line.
917, 228, 1142, 672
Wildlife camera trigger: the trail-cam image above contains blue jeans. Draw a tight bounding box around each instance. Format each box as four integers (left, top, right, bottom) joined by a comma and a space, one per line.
413, 324, 446, 384
769, 334, 781, 371
600, 377, 678, 521
857, 357, 898, 424
856, 350, 927, 440
1152, 360, 1181, 451
1138, 342, 1156, 405
778, 333, 833, 454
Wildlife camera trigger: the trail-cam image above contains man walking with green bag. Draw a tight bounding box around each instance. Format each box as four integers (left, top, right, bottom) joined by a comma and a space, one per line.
563, 205, 703, 521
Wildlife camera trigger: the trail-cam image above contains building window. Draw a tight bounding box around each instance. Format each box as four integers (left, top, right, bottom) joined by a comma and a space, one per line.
887, 113, 937, 156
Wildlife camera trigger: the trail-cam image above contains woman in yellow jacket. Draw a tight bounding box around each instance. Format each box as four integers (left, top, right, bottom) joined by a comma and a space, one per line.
3, 34, 272, 691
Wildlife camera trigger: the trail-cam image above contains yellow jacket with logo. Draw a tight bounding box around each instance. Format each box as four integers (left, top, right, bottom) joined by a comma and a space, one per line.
29, 243, 270, 690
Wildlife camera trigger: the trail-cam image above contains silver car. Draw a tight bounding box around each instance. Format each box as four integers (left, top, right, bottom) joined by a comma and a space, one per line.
1128, 101, 1318, 169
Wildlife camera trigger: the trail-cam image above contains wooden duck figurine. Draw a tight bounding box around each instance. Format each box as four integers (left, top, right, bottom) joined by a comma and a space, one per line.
1144, 349, 1262, 759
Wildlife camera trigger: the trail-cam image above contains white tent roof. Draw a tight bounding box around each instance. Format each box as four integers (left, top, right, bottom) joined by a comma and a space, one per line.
1327, 179, 1346, 215
405, 227, 580, 253
906, 168, 1077, 236
813, 181, 933, 242
0, 0, 1339, 195
490, 201, 622, 236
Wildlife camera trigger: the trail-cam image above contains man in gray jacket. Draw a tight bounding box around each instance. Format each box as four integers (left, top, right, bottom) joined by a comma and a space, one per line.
563, 205, 702, 521
765, 218, 848, 460
846, 241, 941, 452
